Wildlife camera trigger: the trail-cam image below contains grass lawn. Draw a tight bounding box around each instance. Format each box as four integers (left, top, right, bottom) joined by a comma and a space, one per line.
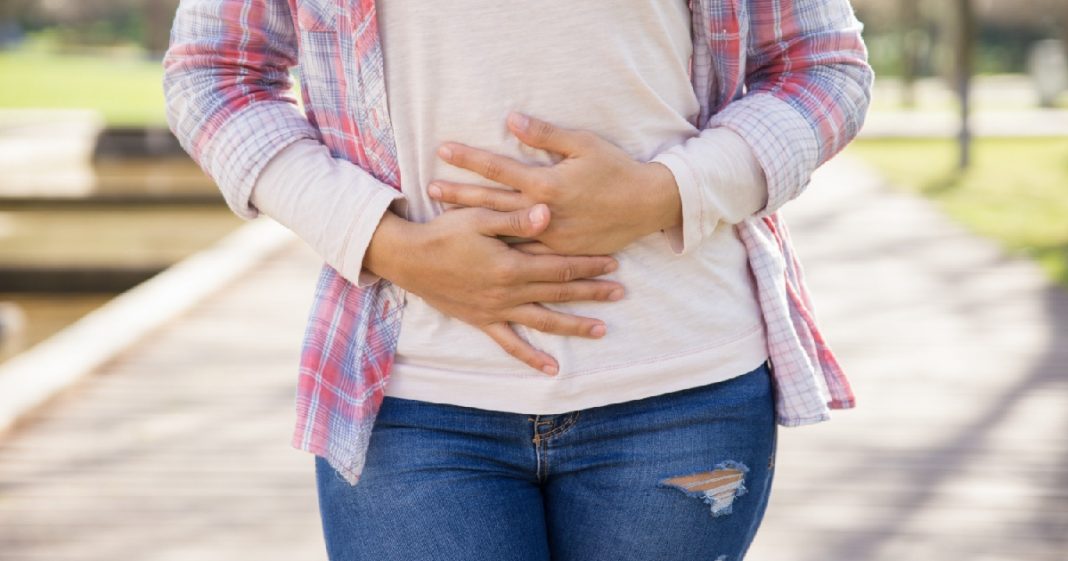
847, 137, 1068, 288
0, 50, 167, 126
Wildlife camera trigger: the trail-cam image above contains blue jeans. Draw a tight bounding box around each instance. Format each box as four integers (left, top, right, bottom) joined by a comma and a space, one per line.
315, 360, 778, 561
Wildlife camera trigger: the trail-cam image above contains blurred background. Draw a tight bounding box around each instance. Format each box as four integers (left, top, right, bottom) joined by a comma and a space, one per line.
0, 1, 1065, 560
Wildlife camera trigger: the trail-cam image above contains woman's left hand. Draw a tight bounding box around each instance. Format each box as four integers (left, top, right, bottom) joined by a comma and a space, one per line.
429, 112, 682, 256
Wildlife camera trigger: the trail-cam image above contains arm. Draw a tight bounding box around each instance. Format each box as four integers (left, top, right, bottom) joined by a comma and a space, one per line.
426, 114, 767, 257
165, 1, 628, 376
249, 136, 628, 379
648, 127, 768, 255
708, 0, 874, 216
164, 0, 323, 220
649, 0, 872, 254
426, 2, 870, 255
250, 140, 406, 288
253, 142, 624, 373
165, 0, 412, 287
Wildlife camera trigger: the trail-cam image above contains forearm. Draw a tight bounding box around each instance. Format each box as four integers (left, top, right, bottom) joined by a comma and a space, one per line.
636, 161, 683, 235
649, 127, 768, 255
250, 139, 406, 287
362, 210, 426, 286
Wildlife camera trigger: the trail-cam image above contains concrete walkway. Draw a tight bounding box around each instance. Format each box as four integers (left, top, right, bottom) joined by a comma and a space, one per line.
0, 152, 1065, 560
0, 239, 327, 561
747, 154, 1068, 561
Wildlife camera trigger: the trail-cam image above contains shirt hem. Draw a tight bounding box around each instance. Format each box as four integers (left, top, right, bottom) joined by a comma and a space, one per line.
384, 323, 769, 414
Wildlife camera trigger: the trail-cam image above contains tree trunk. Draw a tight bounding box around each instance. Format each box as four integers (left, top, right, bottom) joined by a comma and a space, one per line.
144, 0, 177, 57
1060, 4, 1068, 65
0, 0, 15, 25
900, 0, 921, 108
955, 0, 976, 170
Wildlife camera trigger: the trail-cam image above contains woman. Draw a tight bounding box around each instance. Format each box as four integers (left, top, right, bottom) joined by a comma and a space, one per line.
164, 1, 871, 559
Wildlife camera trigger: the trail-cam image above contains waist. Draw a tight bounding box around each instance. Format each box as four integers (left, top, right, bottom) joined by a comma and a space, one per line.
393, 224, 761, 376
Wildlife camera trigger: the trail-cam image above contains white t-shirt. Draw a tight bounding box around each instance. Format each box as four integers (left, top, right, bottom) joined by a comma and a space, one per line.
250, 0, 772, 415
377, 0, 768, 413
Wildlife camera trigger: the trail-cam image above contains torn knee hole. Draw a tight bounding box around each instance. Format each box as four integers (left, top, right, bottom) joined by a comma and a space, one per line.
658, 460, 749, 517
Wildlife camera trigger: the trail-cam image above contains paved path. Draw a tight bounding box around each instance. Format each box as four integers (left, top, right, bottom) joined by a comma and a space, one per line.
0, 241, 327, 561
748, 154, 1068, 561
0, 152, 1065, 560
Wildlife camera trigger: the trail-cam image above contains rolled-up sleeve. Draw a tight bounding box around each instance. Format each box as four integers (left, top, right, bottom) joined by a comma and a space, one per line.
163, 0, 319, 220
251, 140, 406, 288
650, 127, 768, 255
710, 0, 874, 217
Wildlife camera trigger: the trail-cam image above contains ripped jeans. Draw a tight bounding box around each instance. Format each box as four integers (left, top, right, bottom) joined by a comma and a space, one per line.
314, 360, 778, 561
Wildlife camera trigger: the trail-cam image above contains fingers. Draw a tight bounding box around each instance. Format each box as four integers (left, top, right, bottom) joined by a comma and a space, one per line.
508, 303, 607, 339
507, 112, 593, 158
510, 241, 557, 255
519, 252, 618, 283
437, 142, 547, 192
428, 181, 528, 212
518, 280, 625, 305
481, 322, 559, 376
475, 205, 551, 238
510, 240, 614, 257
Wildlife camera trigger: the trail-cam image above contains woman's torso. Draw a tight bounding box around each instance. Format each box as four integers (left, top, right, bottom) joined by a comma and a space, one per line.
378, 0, 768, 413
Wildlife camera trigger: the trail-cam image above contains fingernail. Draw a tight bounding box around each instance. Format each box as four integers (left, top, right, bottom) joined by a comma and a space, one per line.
428, 183, 443, 198
542, 364, 558, 376
590, 324, 606, 337
509, 112, 530, 131
608, 288, 624, 301
603, 261, 618, 274
437, 145, 453, 160
529, 205, 547, 225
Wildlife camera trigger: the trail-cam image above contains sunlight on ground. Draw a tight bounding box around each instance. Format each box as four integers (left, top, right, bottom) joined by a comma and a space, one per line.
847, 137, 1068, 287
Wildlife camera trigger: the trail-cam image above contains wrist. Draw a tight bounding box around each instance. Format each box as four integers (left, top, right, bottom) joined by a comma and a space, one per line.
640, 161, 683, 235
363, 211, 424, 285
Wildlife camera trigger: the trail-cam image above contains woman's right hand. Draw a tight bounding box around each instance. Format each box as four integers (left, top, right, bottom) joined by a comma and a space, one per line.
364, 204, 624, 375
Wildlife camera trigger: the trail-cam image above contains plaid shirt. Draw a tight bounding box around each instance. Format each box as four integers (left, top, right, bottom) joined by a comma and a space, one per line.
165, 0, 872, 485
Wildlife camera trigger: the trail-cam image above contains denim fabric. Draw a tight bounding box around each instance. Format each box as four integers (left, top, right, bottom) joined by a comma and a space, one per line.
314, 361, 778, 561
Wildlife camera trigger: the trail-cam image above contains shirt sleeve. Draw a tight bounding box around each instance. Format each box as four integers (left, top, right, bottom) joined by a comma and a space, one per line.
250, 139, 406, 288
163, 0, 320, 222
648, 126, 768, 256
707, 0, 872, 217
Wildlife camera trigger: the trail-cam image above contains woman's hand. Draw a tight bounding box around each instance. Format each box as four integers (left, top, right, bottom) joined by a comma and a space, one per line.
428, 112, 683, 255
364, 204, 625, 376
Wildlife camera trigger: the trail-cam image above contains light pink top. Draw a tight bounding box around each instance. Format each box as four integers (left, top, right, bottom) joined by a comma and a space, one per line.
251, 0, 771, 414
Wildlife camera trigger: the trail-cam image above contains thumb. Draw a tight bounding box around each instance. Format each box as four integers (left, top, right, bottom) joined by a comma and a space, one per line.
478, 204, 550, 238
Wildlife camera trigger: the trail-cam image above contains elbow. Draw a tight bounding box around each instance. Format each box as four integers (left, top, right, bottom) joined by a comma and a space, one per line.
751, 21, 875, 159
779, 50, 875, 161
824, 56, 875, 159
825, 23, 876, 153
161, 74, 184, 148
160, 45, 202, 158
831, 25, 876, 148
850, 59, 875, 142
